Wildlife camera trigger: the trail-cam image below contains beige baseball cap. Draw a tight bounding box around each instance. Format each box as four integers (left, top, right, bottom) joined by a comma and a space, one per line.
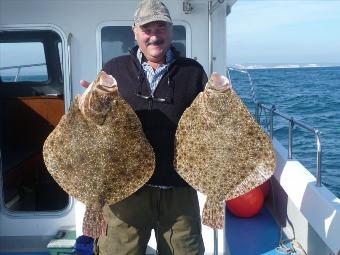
134, 0, 172, 27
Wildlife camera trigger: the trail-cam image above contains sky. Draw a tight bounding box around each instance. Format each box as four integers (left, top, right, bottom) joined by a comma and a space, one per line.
1, 1, 339, 70
227, 0, 340, 66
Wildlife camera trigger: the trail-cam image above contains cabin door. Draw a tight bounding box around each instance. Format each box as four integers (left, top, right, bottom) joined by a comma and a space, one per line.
0, 30, 70, 214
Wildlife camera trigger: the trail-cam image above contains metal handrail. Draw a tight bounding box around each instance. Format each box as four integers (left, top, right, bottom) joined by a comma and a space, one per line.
227, 66, 257, 102
227, 67, 323, 187
255, 102, 322, 186
0, 63, 46, 70
0, 63, 46, 82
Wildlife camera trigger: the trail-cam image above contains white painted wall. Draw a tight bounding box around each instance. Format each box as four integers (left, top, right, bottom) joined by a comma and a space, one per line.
272, 138, 340, 254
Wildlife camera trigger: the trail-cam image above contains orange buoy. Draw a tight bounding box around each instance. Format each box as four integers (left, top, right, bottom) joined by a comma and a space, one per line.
226, 186, 264, 218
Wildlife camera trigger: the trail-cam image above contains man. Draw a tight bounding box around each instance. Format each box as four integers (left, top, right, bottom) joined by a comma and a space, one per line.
83, 0, 207, 254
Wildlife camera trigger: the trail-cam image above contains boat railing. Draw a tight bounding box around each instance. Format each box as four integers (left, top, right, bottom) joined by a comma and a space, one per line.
227, 67, 322, 187
0, 63, 46, 82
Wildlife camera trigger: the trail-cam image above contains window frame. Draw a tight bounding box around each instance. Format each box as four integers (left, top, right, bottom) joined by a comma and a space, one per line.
0, 24, 73, 217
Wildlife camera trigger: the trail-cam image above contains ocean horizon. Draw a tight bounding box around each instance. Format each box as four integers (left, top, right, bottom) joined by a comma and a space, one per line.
229, 63, 340, 70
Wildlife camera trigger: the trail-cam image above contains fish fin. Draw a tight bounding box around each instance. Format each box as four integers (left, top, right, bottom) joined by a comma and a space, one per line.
202, 197, 225, 229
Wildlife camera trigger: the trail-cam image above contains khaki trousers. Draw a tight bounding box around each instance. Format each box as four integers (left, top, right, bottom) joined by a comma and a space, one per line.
93, 185, 205, 255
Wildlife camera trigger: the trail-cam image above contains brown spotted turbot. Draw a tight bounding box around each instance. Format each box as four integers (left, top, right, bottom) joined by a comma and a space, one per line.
175, 72, 276, 229
43, 71, 155, 237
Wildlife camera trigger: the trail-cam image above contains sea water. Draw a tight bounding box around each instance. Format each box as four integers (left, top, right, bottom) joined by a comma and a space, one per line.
229, 66, 340, 198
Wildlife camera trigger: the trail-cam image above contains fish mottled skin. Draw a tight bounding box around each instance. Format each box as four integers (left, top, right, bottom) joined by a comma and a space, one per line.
175, 73, 276, 229
43, 71, 155, 237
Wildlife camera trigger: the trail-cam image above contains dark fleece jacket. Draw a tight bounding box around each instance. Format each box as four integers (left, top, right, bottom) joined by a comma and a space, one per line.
102, 46, 207, 186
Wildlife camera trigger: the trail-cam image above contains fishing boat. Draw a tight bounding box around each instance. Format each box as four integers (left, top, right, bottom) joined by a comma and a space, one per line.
0, 0, 339, 254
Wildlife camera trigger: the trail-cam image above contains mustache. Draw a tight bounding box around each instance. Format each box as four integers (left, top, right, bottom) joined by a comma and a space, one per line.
146, 39, 164, 46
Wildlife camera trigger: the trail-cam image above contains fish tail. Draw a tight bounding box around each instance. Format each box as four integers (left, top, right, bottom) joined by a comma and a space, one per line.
82, 203, 106, 238
202, 198, 225, 229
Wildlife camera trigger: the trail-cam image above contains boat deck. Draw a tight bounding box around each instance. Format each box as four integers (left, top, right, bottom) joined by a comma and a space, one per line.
226, 206, 286, 254
0, 205, 294, 255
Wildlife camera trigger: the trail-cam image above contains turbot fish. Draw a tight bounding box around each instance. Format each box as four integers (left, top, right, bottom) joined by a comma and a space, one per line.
175, 73, 276, 229
43, 71, 155, 238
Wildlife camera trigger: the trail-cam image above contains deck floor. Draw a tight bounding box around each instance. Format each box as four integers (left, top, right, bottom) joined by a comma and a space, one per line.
1, 206, 295, 255
225, 206, 284, 255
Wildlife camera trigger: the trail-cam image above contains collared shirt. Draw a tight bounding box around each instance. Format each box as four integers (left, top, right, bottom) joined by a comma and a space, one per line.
137, 48, 173, 94
137, 48, 174, 189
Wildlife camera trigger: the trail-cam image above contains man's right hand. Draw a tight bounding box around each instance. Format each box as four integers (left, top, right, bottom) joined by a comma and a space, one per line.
210, 72, 232, 92
78, 73, 118, 117
80, 80, 90, 88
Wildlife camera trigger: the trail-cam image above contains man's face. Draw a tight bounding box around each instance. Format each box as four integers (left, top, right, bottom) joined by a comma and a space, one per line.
133, 21, 172, 63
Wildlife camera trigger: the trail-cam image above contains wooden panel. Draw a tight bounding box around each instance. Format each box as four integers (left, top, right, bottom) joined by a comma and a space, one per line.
3, 96, 64, 145
18, 96, 64, 126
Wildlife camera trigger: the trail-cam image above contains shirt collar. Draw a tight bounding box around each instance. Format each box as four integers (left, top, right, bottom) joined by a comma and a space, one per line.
137, 48, 173, 65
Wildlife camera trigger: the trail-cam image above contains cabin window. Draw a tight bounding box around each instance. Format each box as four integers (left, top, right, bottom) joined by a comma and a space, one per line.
100, 25, 187, 67
0, 42, 48, 83
0, 30, 69, 213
